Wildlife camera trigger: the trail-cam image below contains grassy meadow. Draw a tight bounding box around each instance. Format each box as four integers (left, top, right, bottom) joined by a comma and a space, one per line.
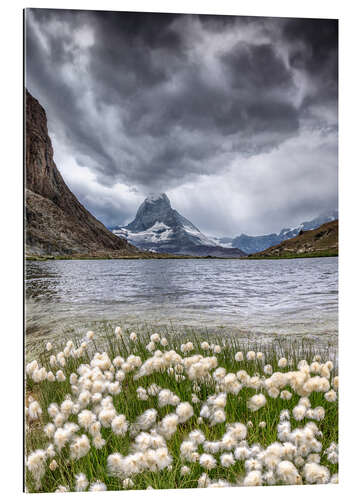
25, 325, 338, 492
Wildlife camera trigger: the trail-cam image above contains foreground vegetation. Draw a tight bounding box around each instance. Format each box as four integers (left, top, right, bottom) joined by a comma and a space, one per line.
25, 326, 338, 492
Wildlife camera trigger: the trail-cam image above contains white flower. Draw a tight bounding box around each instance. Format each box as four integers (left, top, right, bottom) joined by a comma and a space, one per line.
89, 480, 107, 491
199, 453, 216, 470
278, 357, 288, 368
280, 390, 292, 400
26, 449, 47, 489
136, 408, 157, 430
56, 370, 66, 382
78, 410, 96, 430
75, 473, 88, 492
247, 394, 266, 412
198, 473, 210, 488
220, 452, 235, 467
55, 485, 69, 493
176, 402, 194, 423
181, 465, 191, 476
49, 459, 58, 471
243, 470, 262, 486
303, 463, 330, 484
111, 415, 128, 436
264, 364, 273, 375
292, 405, 306, 421
93, 434, 106, 449
123, 478, 134, 489
276, 460, 301, 485
324, 390, 337, 402
28, 400, 42, 421
114, 326, 122, 337
146, 341, 156, 352
70, 434, 90, 460
188, 430, 205, 445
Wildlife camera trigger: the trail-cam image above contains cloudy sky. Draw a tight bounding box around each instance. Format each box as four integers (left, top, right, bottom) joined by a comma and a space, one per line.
25, 9, 338, 237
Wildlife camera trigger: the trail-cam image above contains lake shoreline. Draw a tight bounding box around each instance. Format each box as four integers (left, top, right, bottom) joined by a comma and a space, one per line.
26, 252, 338, 262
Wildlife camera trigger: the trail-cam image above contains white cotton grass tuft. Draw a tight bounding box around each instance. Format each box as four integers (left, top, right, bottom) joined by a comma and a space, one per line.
199, 453, 217, 470
70, 434, 91, 460
247, 394, 266, 412
278, 358, 288, 368
244, 470, 263, 486
130, 332, 138, 342
220, 452, 235, 467
181, 465, 191, 476
176, 402, 194, 423
75, 473, 89, 492
123, 478, 134, 489
28, 400, 42, 421
303, 463, 330, 484
89, 480, 107, 491
26, 449, 47, 489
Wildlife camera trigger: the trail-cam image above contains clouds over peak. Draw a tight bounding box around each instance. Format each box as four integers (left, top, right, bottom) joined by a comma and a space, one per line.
26, 9, 337, 234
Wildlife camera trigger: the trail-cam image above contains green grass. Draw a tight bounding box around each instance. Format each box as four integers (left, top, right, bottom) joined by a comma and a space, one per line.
246, 250, 338, 260
25, 325, 338, 492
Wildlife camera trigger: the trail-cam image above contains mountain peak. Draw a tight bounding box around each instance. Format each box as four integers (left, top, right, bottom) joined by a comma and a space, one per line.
145, 193, 170, 205
112, 192, 245, 257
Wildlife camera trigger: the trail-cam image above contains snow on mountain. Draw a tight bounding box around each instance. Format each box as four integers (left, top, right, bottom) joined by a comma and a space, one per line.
112, 194, 245, 257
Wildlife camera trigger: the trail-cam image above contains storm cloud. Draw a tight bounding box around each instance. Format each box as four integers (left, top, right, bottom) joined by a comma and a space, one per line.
25, 9, 338, 235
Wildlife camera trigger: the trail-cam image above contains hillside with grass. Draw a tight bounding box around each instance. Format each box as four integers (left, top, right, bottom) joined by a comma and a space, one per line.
248, 220, 338, 259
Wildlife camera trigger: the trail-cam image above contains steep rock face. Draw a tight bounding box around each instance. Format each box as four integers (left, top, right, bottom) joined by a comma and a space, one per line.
251, 220, 338, 258
25, 90, 143, 257
112, 193, 246, 257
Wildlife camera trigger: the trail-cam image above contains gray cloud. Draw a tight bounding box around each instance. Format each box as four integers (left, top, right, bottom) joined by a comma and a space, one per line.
25, 9, 337, 235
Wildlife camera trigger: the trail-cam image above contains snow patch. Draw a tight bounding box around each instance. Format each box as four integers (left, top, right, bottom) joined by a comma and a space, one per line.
182, 225, 217, 247
113, 221, 173, 244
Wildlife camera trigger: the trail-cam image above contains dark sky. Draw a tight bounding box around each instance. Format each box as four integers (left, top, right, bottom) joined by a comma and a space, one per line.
25, 9, 338, 236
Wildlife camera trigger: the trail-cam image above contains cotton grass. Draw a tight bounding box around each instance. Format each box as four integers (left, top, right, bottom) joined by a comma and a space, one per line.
25, 325, 338, 492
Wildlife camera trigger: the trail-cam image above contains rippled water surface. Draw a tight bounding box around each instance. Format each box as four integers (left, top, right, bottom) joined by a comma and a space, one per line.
26, 258, 338, 342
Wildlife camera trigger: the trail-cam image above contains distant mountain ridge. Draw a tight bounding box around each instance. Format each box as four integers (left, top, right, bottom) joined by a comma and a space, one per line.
251, 220, 338, 258
218, 210, 338, 254
112, 194, 246, 257
25, 90, 146, 258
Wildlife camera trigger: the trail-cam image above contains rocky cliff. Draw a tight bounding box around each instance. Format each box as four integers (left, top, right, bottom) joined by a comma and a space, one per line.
250, 220, 338, 258
25, 89, 145, 258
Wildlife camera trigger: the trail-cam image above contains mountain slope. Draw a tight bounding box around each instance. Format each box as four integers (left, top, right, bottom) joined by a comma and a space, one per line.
112, 194, 246, 257
250, 220, 338, 258
220, 210, 338, 254
25, 90, 146, 258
